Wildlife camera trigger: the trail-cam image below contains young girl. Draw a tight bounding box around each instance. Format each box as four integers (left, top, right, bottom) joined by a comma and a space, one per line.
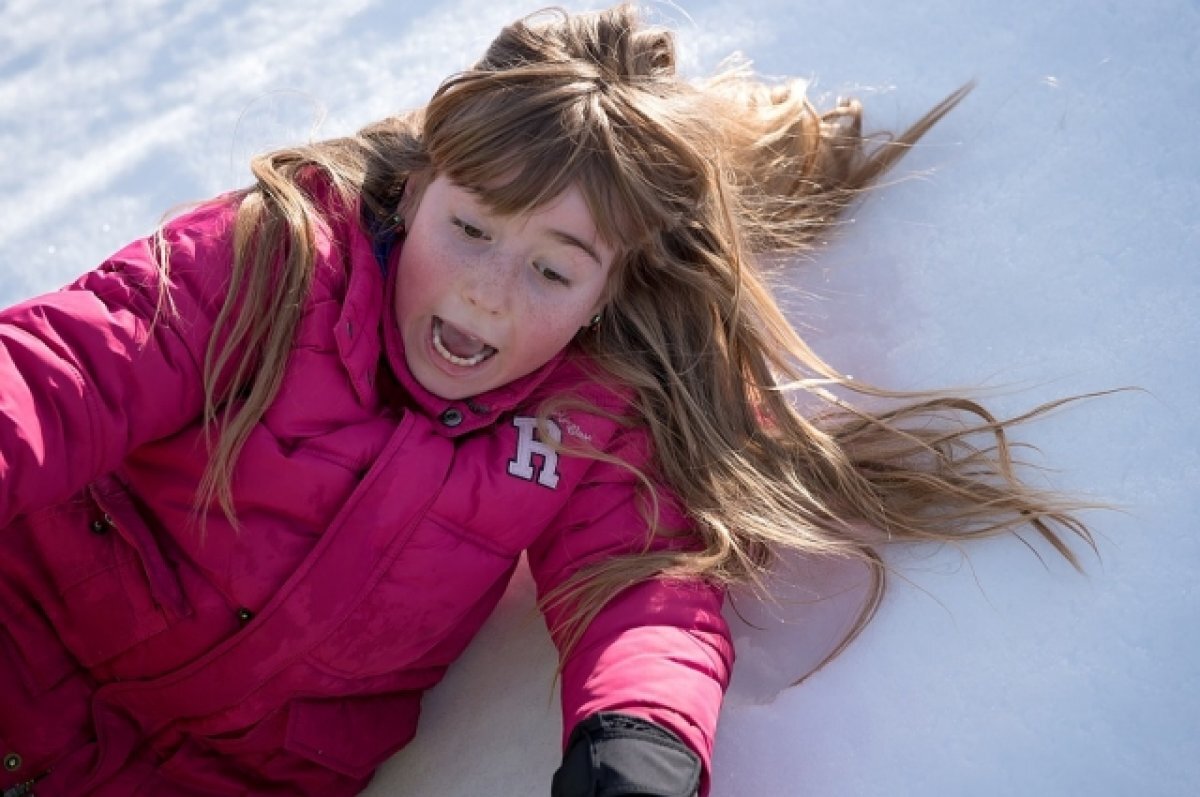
0, 4, 1094, 796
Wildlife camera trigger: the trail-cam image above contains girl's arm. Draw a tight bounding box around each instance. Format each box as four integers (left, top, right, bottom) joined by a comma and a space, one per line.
0, 199, 238, 527
528, 436, 733, 797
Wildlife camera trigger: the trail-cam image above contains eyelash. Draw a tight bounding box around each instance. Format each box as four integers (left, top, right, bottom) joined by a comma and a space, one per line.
537, 264, 570, 285
452, 217, 572, 286
453, 218, 489, 241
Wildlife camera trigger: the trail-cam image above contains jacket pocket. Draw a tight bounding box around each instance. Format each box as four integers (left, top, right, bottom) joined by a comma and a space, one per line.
284, 693, 421, 780
305, 515, 518, 678
16, 476, 190, 668
0, 622, 88, 792
0, 596, 77, 697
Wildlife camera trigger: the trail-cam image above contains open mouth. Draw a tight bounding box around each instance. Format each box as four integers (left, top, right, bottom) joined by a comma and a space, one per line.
432, 317, 497, 368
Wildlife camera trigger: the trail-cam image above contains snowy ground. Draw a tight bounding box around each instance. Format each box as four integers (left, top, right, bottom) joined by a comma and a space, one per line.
2, 1, 1196, 795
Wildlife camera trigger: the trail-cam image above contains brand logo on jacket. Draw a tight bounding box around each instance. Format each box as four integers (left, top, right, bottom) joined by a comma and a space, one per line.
507, 416, 561, 488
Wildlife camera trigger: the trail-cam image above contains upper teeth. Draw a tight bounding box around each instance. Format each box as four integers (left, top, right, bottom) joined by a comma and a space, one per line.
433, 320, 492, 367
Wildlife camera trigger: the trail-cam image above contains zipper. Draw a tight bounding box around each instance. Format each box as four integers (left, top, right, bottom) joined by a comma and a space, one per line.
2, 773, 43, 797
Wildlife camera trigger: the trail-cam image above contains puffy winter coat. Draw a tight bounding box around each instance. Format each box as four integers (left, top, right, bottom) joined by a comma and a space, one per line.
0, 178, 733, 796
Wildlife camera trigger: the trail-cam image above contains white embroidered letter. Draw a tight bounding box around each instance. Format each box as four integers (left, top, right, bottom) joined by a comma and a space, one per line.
507, 416, 562, 489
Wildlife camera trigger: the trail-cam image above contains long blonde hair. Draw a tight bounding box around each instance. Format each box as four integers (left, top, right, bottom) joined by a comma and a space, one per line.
174, 3, 1097, 672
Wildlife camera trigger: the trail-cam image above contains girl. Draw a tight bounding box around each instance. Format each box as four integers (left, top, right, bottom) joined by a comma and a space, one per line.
0, 4, 1093, 796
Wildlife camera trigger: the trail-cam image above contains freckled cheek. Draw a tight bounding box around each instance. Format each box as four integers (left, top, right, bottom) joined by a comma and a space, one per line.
514, 300, 592, 350
396, 240, 456, 321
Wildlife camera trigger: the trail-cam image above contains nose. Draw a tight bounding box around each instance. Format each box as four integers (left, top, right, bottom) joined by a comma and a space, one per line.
461, 249, 518, 315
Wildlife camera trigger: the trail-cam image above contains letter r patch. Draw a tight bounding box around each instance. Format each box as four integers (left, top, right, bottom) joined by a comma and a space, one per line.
507, 416, 561, 489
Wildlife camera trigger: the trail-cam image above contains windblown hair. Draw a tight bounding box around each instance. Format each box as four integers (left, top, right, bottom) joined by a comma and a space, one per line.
174, 3, 1096, 673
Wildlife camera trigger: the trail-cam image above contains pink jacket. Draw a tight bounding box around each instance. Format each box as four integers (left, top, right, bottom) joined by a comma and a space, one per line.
0, 179, 732, 795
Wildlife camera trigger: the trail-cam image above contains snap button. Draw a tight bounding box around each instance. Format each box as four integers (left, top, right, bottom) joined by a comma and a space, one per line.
236, 608, 254, 624
440, 408, 463, 427
90, 519, 108, 534
3, 752, 21, 771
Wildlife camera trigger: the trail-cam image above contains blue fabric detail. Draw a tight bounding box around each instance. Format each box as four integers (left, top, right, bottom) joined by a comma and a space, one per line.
374, 229, 397, 275
363, 201, 399, 275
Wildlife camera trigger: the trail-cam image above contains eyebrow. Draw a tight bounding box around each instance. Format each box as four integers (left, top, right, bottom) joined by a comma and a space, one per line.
548, 229, 603, 267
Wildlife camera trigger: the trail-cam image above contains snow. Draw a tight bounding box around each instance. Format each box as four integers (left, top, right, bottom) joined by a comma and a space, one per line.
2, 0, 1196, 794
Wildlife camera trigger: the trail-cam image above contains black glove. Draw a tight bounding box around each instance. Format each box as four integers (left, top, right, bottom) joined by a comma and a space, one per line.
551, 712, 701, 797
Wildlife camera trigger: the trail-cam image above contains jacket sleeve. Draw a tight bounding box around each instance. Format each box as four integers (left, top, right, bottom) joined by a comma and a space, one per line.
526, 426, 734, 797
0, 198, 239, 527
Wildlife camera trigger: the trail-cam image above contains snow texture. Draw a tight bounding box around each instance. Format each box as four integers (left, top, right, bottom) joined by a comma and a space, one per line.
1, 1, 1196, 795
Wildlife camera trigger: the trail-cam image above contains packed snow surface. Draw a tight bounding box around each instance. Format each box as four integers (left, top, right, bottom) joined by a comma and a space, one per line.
1, 1, 1195, 794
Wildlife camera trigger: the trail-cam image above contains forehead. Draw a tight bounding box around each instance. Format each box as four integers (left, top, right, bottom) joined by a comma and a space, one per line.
427, 175, 610, 250
429, 147, 635, 247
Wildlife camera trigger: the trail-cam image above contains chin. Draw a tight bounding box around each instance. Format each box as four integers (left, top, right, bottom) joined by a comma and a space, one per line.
415, 367, 486, 401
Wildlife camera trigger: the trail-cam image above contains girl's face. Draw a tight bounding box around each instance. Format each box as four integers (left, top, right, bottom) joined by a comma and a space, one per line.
395, 174, 614, 400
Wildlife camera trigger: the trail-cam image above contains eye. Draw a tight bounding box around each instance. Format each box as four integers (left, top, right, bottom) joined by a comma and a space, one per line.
536, 262, 571, 286
453, 217, 489, 241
